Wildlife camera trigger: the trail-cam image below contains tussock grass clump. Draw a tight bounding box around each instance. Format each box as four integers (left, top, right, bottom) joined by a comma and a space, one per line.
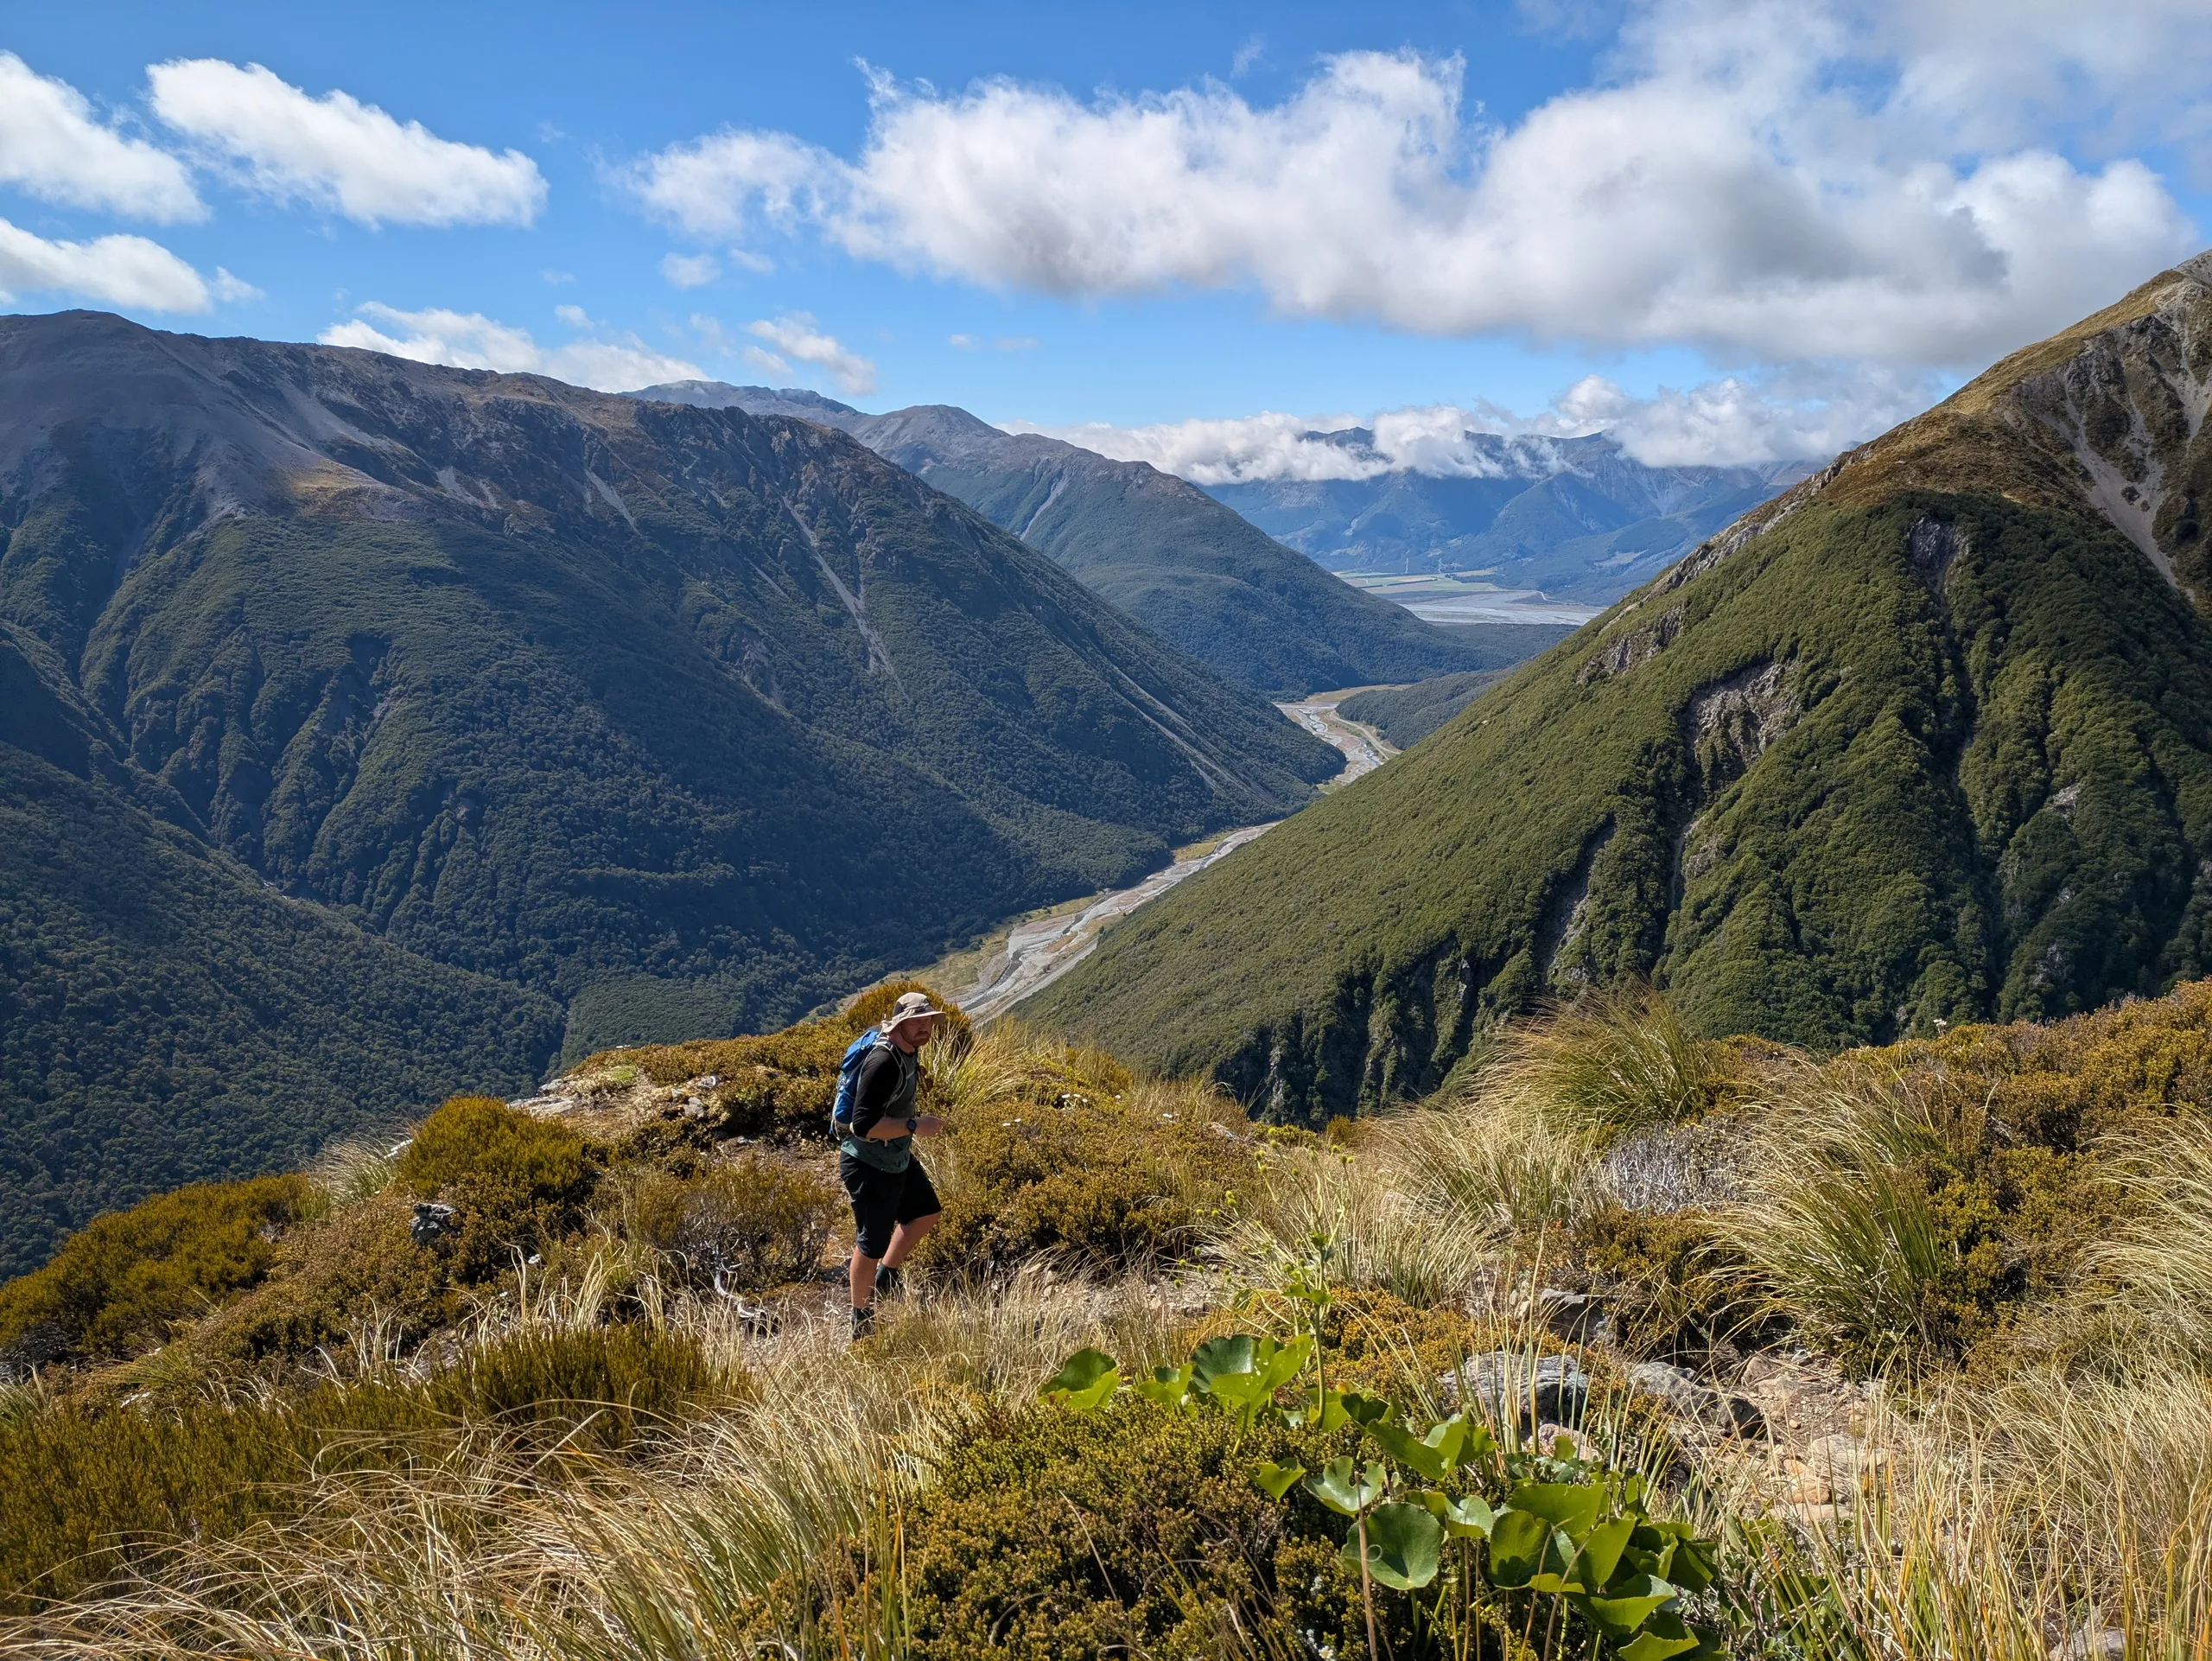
1491, 982, 1738, 1142
0, 1176, 321, 1373
0, 1323, 728, 1613
2088, 1115, 2212, 1358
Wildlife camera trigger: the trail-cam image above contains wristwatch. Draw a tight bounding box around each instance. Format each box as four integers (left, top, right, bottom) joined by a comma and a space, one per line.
904, 1115, 918, 1133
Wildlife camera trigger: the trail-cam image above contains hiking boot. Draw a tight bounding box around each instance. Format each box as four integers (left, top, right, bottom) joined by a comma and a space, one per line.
874, 1263, 903, 1299
849, 1303, 874, 1342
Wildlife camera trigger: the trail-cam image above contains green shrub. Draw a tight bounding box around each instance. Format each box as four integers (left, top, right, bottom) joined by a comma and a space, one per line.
887, 1399, 1370, 1661
398, 1095, 596, 1204
0, 1324, 726, 1613
624, 1157, 841, 1293
186, 1193, 462, 1365
1569, 1203, 1747, 1359
398, 1096, 601, 1282
0, 1175, 321, 1370
917, 1091, 1255, 1273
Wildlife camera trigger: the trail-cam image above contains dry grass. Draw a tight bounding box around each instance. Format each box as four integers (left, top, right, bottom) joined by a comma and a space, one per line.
1743, 1368, 2212, 1659
1488, 983, 1734, 1143
0, 1269, 1188, 1660
2088, 1115, 2212, 1361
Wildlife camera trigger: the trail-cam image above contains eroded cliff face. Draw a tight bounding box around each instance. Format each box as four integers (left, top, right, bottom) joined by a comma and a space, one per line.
1726, 254, 2212, 598
1030, 254, 2212, 1121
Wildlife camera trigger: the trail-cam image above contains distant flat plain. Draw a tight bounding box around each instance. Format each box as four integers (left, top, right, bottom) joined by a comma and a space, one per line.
1340, 570, 1605, 627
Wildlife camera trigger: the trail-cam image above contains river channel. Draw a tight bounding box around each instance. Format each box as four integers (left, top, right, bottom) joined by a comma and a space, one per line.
955, 692, 1396, 1020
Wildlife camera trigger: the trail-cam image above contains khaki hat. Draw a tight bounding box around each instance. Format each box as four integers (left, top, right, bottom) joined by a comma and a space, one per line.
883, 991, 945, 1029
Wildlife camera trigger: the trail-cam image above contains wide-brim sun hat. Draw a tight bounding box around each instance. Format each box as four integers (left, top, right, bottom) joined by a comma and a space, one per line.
884, 990, 945, 1028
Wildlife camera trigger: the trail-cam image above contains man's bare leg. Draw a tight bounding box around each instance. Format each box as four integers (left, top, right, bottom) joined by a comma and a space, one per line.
881, 1210, 941, 1271
849, 1247, 882, 1311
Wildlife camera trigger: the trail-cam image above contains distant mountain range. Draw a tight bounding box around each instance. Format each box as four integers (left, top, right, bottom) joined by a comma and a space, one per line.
1205, 433, 1811, 602
0, 312, 1333, 1276
629, 383, 1497, 696
1033, 253, 2212, 1118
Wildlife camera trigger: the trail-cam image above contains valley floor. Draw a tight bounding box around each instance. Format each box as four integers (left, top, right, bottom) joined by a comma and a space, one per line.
896, 692, 1400, 1023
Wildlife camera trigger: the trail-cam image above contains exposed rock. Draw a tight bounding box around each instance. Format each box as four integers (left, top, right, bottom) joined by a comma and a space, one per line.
1906, 515, 1964, 590
1575, 605, 1684, 684
1437, 1351, 1591, 1428
410, 1202, 458, 1248
1686, 661, 1800, 783
1624, 1359, 1767, 1437
2050, 1629, 2126, 1661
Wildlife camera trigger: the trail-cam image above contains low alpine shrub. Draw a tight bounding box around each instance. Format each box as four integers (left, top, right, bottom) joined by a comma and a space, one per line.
624, 1156, 841, 1293
398, 1096, 601, 1282
0, 1174, 321, 1371
918, 1090, 1257, 1273
186, 1192, 462, 1365
889, 1398, 1370, 1660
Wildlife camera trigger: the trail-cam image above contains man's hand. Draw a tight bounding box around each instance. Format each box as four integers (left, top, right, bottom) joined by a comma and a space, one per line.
914, 1113, 946, 1137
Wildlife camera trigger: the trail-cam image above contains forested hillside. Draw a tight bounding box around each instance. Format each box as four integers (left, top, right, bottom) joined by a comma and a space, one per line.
1338, 670, 1510, 749
0, 312, 1333, 1274
1033, 254, 2212, 1118
633, 383, 1491, 695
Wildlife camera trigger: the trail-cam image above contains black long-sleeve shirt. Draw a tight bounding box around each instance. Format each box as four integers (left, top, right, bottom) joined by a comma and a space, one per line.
844, 1041, 918, 1171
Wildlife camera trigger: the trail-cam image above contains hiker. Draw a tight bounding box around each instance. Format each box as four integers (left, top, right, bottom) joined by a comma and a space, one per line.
840, 991, 947, 1339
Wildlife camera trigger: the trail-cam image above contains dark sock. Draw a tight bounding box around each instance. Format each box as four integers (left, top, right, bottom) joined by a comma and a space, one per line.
850, 1302, 874, 1340
874, 1262, 902, 1296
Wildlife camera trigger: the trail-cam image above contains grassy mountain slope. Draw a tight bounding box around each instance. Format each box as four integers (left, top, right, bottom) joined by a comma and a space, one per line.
632, 383, 1487, 696
1030, 256, 2212, 1119
0, 312, 1333, 1270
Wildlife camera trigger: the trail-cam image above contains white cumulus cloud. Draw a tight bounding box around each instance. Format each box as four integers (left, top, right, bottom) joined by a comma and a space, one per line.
0, 53, 201, 221
0, 217, 222, 311
659, 251, 720, 288
745, 312, 875, 395
620, 0, 2202, 368
319, 302, 702, 390
147, 60, 545, 227
1017, 365, 1942, 479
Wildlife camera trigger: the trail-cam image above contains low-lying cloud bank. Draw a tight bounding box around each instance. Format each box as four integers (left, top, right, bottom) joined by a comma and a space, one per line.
1014, 366, 1942, 482
320, 302, 702, 391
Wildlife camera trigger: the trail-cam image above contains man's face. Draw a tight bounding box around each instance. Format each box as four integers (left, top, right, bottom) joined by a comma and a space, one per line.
890, 1015, 937, 1051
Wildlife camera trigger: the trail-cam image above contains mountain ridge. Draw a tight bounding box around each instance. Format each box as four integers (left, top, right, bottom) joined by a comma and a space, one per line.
631, 380, 1495, 695
0, 310, 1333, 1274
1203, 432, 1811, 604
1028, 254, 2212, 1119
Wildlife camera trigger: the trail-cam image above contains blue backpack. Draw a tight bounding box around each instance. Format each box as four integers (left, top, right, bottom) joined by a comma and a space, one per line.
830, 1028, 889, 1139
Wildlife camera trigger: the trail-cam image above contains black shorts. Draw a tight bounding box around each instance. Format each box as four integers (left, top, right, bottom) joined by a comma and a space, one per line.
839, 1153, 942, 1260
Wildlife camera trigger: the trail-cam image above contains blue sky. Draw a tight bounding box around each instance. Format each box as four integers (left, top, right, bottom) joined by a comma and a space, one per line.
3, 1, 2209, 478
